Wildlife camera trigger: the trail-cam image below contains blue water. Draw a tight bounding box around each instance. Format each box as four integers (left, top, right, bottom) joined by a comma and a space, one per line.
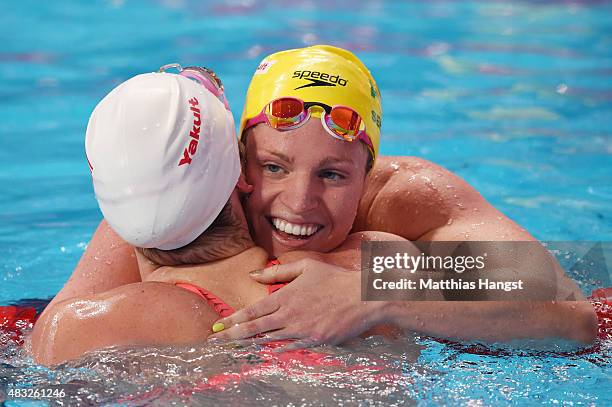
1, 0, 611, 405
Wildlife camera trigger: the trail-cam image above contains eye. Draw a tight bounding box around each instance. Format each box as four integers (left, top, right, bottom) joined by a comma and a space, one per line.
263, 163, 283, 173
320, 170, 346, 181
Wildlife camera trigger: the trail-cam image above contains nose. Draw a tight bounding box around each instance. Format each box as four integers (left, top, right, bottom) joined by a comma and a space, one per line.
280, 172, 320, 213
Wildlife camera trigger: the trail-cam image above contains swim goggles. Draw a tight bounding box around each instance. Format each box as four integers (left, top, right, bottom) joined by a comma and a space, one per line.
243, 97, 374, 153
158, 63, 230, 110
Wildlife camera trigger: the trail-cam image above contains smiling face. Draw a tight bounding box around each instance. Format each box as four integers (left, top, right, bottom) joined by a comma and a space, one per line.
242, 119, 369, 257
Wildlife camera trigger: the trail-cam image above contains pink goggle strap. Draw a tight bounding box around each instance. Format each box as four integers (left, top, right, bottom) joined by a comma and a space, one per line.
179, 70, 230, 110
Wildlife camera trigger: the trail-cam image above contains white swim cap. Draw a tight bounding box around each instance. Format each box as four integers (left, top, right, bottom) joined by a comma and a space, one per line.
85, 72, 240, 250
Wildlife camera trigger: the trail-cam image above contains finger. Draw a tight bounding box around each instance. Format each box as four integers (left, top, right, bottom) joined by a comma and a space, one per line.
249, 262, 305, 284
233, 330, 297, 347
208, 312, 284, 341
211, 296, 280, 331
272, 339, 318, 354
251, 329, 301, 345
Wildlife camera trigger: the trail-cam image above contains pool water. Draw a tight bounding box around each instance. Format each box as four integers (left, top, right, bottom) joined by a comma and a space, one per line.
1, 0, 611, 405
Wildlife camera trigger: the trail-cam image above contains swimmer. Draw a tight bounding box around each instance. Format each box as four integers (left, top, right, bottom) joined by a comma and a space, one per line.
43, 46, 597, 349
30, 66, 406, 365
209, 46, 597, 345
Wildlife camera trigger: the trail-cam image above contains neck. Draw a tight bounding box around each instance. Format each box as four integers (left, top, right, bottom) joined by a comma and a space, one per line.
137, 228, 259, 277
204, 245, 269, 272
212, 224, 256, 260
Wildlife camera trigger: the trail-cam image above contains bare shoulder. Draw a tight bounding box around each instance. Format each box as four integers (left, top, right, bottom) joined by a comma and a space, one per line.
31, 282, 218, 365
354, 155, 537, 242
346, 230, 408, 243
355, 156, 486, 239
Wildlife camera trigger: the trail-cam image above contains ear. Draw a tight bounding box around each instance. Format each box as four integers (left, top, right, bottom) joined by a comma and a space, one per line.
236, 173, 253, 194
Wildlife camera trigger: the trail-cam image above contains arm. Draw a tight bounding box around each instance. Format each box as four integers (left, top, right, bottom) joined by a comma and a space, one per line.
385, 299, 597, 344
355, 156, 589, 301
44, 220, 141, 311
209, 259, 597, 346
358, 157, 596, 340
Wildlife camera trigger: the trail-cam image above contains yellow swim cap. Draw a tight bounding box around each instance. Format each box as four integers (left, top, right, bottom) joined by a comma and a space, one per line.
239, 45, 382, 160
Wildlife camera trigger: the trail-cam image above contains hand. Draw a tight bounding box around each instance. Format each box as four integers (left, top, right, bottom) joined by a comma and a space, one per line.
207, 259, 385, 348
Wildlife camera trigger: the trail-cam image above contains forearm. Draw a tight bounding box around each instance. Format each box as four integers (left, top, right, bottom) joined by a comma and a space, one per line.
46, 220, 141, 309
382, 300, 598, 344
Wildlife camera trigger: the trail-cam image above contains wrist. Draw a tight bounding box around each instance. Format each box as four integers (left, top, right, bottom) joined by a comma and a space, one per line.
364, 300, 396, 326
379, 300, 423, 329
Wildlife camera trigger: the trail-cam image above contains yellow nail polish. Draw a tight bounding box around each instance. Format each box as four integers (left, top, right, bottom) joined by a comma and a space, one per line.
212, 322, 225, 333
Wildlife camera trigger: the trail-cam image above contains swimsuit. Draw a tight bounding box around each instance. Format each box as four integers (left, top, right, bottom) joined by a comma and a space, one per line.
174, 259, 286, 318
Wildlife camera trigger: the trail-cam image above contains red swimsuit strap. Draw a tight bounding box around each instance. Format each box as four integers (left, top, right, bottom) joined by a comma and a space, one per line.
175, 283, 236, 318
265, 259, 287, 294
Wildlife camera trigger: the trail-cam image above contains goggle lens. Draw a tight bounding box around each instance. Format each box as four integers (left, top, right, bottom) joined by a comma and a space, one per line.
328, 106, 362, 140
265, 98, 308, 129
271, 98, 302, 118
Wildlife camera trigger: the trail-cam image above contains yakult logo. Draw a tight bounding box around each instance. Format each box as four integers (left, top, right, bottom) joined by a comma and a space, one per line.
179, 97, 201, 166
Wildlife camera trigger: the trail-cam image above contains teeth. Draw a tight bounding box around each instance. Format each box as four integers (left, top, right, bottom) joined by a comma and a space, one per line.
291, 224, 301, 236
272, 218, 320, 237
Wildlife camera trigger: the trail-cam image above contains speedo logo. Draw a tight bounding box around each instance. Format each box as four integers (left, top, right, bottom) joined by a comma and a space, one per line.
292, 70, 348, 90
178, 97, 201, 167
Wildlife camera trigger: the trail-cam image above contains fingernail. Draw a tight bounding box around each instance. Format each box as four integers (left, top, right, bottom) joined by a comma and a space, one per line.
212, 322, 225, 333
249, 269, 263, 276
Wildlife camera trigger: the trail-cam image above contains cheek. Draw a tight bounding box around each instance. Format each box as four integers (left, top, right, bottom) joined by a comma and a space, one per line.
325, 183, 364, 229
243, 166, 278, 221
